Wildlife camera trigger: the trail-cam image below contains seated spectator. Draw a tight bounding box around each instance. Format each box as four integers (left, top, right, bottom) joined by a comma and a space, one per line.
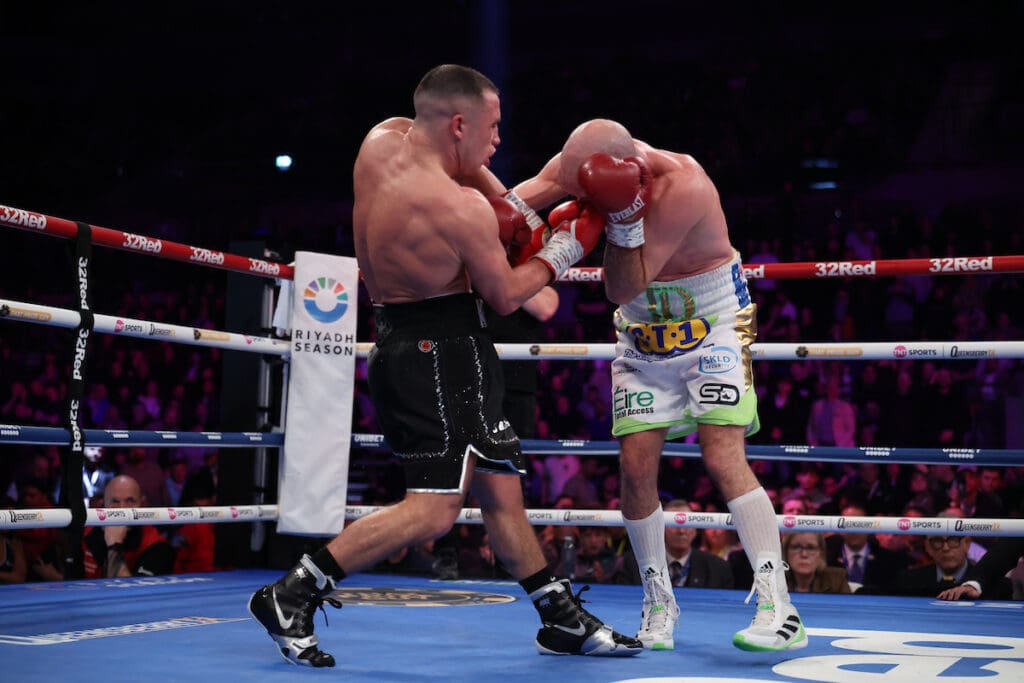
701, 526, 741, 560
789, 463, 832, 512
825, 503, 907, 593
120, 447, 167, 508
662, 500, 733, 589
82, 475, 175, 578
372, 539, 442, 576
164, 456, 189, 507
806, 376, 856, 448
172, 480, 217, 574
893, 533, 979, 597
0, 495, 28, 584
937, 537, 1024, 601
783, 531, 851, 594
780, 495, 810, 517
573, 526, 637, 585
875, 504, 931, 569
13, 478, 62, 582
458, 531, 511, 580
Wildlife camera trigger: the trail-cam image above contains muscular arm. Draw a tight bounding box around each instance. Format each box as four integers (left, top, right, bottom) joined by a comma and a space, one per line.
603, 243, 648, 305
458, 166, 507, 197
457, 190, 557, 315
511, 154, 570, 210
522, 286, 559, 321
603, 163, 710, 304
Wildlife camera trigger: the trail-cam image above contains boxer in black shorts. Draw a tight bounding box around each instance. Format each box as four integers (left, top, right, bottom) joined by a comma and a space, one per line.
248, 65, 639, 668
370, 293, 525, 491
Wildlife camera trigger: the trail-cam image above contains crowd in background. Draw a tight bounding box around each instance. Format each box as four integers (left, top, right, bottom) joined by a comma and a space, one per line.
2, 6, 1022, 589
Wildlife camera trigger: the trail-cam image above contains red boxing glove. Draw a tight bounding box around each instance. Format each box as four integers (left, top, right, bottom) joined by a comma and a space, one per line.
577, 153, 652, 248
531, 200, 606, 280
488, 196, 536, 265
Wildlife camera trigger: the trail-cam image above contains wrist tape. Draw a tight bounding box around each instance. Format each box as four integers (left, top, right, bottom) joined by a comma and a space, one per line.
503, 190, 545, 230
606, 218, 645, 248
533, 231, 583, 280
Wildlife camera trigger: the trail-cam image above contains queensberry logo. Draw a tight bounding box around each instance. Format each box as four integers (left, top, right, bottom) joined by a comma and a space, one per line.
303, 277, 349, 323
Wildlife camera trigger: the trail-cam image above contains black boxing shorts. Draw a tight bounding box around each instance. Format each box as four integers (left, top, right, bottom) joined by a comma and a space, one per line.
368, 293, 525, 494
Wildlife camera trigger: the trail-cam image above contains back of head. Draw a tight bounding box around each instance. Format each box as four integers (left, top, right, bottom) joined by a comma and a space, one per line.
413, 64, 498, 120
559, 119, 637, 194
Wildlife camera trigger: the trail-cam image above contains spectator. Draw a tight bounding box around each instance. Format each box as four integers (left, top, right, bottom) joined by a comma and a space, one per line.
893, 533, 979, 597
937, 537, 1024, 601
120, 447, 167, 507
756, 375, 808, 445
560, 457, 602, 508
0, 495, 28, 584
172, 480, 218, 574
789, 464, 832, 512
824, 503, 907, 593
662, 500, 733, 589
919, 368, 968, 447
82, 475, 175, 578
165, 457, 189, 507
783, 532, 851, 594
13, 478, 62, 581
574, 526, 637, 585
875, 504, 931, 569
806, 376, 856, 447
458, 531, 511, 579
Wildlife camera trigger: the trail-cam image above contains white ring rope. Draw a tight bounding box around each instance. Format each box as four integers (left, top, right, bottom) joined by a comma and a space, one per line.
5, 504, 1017, 539
0, 297, 288, 355
1, 505, 277, 531
6, 298, 1023, 361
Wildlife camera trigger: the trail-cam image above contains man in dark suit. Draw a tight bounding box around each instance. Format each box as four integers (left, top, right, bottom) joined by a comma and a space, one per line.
663, 499, 734, 589
894, 533, 978, 597
825, 503, 907, 593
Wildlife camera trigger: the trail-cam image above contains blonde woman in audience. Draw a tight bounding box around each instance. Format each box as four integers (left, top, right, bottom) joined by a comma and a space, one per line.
783, 532, 851, 594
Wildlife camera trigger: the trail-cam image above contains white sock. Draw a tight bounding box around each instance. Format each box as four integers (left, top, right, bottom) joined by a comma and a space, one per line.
623, 504, 673, 599
727, 487, 789, 602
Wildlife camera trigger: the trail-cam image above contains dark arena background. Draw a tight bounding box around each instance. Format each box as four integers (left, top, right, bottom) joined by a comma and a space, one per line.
2, 3, 1023, 682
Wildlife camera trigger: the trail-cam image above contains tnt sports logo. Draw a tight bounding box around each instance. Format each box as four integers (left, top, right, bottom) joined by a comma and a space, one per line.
898, 518, 911, 531
783, 515, 797, 528
303, 277, 349, 324
673, 512, 688, 524
893, 345, 908, 358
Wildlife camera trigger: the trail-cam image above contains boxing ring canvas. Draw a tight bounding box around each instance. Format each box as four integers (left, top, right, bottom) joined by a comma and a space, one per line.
2, 569, 1022, 683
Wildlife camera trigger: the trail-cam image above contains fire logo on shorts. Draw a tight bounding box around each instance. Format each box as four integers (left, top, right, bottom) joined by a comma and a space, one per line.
303, 277, 349, 323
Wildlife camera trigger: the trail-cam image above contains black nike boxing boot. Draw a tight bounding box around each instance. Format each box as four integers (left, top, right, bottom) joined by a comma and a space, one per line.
531, 579, 643, 656
248, 554, 342, 667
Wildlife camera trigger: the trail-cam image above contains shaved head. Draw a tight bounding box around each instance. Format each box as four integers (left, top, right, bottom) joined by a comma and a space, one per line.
559, 119, 637, 195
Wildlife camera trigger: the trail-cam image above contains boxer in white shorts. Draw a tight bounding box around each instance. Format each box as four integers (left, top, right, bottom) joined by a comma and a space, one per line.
511, 118, 806, 654
611, 252, 759, 440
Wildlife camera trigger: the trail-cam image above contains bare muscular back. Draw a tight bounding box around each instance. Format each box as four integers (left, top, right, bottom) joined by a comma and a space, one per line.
353, 122, 474, 303
638, 145, 736, 281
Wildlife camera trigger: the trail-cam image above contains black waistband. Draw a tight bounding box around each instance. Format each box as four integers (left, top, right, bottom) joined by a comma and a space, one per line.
374, 293, 488, 339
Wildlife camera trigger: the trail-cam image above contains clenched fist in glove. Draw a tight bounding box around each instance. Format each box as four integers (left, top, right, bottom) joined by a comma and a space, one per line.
531, 200, 606, 281
488, 194, 548, 266
578, 153, 652, 249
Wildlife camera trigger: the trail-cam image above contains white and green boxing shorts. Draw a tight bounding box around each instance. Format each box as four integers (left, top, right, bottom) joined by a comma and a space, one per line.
611, 252, 760, 439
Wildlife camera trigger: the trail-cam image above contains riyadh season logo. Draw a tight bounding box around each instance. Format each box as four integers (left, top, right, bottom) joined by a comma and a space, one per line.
303, 277, 349, 323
